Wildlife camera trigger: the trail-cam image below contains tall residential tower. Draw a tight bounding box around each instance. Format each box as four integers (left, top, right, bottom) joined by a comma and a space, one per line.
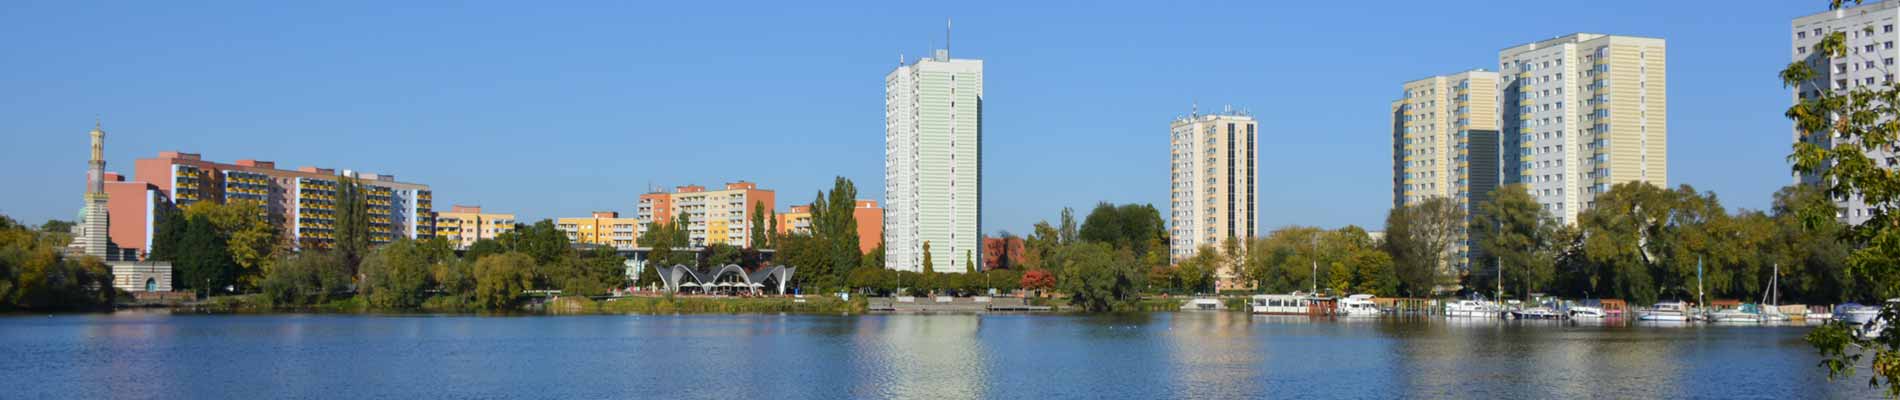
885, 47, 983, 273
1499, 33, 1667, 224
1169, 108, 1256, 289
1392, 70, 1500, 271
1792, 2, 1900, 224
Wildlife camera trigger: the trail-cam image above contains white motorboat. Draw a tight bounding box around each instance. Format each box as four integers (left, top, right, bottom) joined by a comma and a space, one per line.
1337, 294, 1382, 317
1855, 299, 1897, 339
1446, 299, 1502, 318
1706, 307, 1763, 324
1508, 307, 1563, 320
1569, 306, 1608, 319
1251, 294, 1311, 315
1839, 303, 1882, 325
1639, 301, 1694, 322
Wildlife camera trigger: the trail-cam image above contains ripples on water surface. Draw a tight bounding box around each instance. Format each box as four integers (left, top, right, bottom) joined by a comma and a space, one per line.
0, 311, 1878, 399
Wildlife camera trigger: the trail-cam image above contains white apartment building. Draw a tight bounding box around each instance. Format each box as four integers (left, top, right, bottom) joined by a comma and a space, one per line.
885, 48, 983, 273
1793, 3, 1900, 225
1499, 33, 1667, 224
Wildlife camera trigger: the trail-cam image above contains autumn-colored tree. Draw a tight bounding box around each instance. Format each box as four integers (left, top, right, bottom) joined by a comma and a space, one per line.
1020, 269, 1055, 297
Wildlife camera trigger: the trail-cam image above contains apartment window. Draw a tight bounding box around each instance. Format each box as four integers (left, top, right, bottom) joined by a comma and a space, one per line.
1889, 42, 1896, 50
1799, 31, 1809, 39
1798, 46, 1808, 54
1888, 58, 1896, 66
1887, 25, 1894, 33
1868, 44, 1878, 53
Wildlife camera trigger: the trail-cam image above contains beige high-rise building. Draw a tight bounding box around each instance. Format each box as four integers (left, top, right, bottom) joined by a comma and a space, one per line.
1393, 70, 1500, 272
1169, 108, 1256, 289
1499, 33, 1667, 224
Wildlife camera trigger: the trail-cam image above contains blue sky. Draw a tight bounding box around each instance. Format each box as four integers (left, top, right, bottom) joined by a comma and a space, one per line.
0, 0, 1819, 235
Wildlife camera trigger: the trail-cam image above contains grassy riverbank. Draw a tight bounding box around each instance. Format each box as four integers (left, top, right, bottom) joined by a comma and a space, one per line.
177, 293, 869, 315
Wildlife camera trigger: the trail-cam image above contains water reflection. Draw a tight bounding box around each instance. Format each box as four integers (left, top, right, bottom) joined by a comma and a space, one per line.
1166, 312, 1259, 398
853, 315, 988, 400
0, 312, 1879, 399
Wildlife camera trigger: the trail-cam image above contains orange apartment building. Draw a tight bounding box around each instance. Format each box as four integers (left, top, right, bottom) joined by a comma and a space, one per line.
636, 181, 775, 248
776, 199, 883, 254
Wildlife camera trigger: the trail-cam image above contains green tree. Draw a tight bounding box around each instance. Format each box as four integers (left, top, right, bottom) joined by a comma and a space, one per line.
0, 218, 114, 310
432, 258, 476, 300
965, 250, 975, 274
332, 174, 371, 273
707, 243, 742, 266
175, 213, 239, 295
862, 240, 886, 270
1771, 185, 1851, 303
505, 219, 570, 266
1174, 245, 1220, 294
1058, 207, 1079, 245
1056, 242, 1142, 312
1348, 249, 1398, 296
922, 240, 934, 273
767, 209, 779, 249
554, 247, 625, 296
466, 238, 506, 262
260, 251, 352, 306
750, 202, 768, 249
1382, 197, 1464, 296
361, 238, 445, 309
37, 220, 74, 235
1078, 203, 1167, 259
473, 252, 534, 310
1472, 184, 1557, 300
182, 199, 281, 289
1575, 182, 1676, 304
148, 205, 187, 262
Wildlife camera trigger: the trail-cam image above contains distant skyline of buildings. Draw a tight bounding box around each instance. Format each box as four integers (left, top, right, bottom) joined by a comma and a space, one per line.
885, 46, 984, 273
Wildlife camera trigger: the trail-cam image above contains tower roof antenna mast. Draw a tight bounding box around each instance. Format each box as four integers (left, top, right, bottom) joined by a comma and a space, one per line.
946, 17, 952, 55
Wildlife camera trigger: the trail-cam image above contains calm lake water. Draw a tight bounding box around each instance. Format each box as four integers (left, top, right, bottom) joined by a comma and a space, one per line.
0, 311, 1879, 399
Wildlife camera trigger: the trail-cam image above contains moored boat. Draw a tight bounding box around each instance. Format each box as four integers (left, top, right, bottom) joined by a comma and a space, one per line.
1446, 299, 1502, 318
1508, 307, 1563, 320
1338, 294, 1382, 317
1250, 294, 1311, 315
1639, 301, 1694, 322
1568, 306, 1608, 319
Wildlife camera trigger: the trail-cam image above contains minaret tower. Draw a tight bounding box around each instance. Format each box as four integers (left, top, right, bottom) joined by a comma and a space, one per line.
72, 121, 114, 260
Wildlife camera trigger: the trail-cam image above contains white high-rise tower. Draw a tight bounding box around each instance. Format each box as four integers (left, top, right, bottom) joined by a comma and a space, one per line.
885, 42, 982, 273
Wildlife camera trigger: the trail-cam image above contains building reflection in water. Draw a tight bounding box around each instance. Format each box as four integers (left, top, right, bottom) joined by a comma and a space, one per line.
849, 314, 988, 400
1165, 312, 1260, 398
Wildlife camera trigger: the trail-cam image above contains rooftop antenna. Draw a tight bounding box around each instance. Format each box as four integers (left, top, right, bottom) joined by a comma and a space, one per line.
946, 17, 952, 54
1191, 100, 1199, 117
